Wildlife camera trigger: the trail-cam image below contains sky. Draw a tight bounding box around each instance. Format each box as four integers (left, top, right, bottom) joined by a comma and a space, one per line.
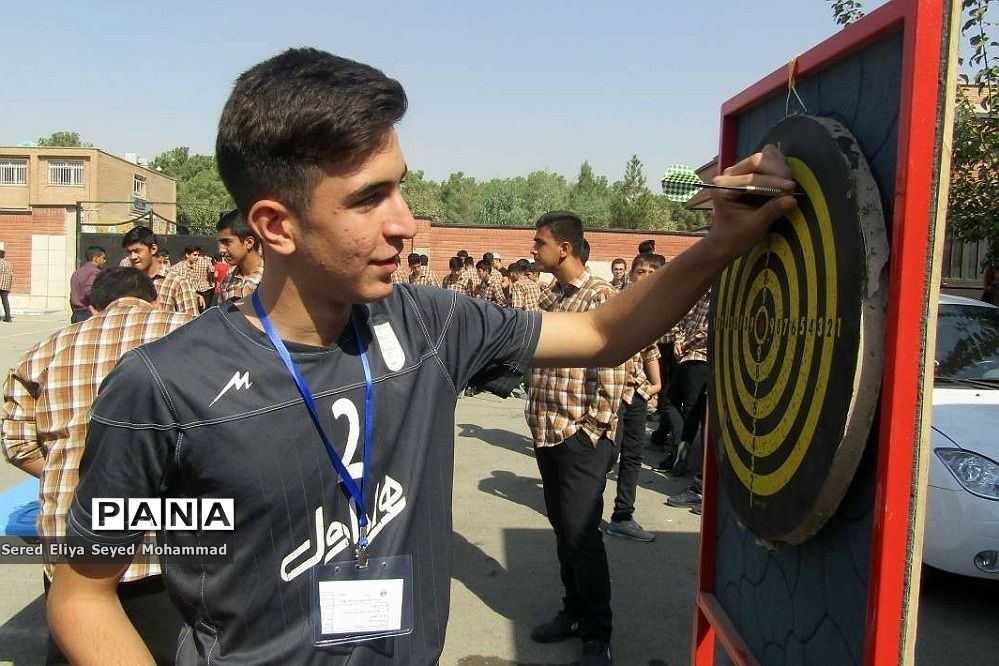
2, 0, 890, 188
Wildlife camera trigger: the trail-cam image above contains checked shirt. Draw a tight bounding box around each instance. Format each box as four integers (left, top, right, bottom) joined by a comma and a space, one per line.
526, 269, 627, 447
1, 298, 193, 579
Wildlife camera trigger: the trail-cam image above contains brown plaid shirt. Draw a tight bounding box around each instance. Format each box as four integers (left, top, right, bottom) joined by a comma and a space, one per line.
675, 291, 710, 363
622, 344, 661, 405
220, 263, 264, 302
154, 266, 200, 315
391, 266, 408, 285
442, 273, 472, 295
510, 279, 542, 311
472, 279, 506, 306
526, 270, 627, 447
1, 297, 194, 579
410, 268, 442, 288
0, 258, 12, 291
189, 255, 215, 292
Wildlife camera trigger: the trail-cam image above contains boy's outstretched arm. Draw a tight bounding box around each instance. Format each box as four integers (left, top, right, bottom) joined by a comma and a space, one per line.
533, 145, 797, 368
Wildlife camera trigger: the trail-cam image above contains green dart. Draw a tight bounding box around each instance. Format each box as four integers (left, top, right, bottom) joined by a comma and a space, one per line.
660, 164, 797, 203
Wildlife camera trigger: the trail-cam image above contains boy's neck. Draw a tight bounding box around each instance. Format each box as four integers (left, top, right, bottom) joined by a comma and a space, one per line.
239, 277, 350, 348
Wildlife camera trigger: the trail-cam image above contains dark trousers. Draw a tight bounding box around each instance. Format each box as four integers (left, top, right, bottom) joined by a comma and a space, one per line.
650, 344, 678, 445
664, 360, 709, 444
612, 395, 647, 522
198, 288, 215, 312
535, 430, 616, 643
0, 289, 10, 321
44, 574, 183, 665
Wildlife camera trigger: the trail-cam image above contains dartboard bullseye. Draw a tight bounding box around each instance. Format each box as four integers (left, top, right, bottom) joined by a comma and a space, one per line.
710, 115, 889, 545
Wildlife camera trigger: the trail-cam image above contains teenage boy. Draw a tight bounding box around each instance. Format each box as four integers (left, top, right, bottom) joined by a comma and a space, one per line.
442, 256, 472, 295
609, 257, 629, 290
48, 48, 795, 666
508, 259, 541, 311
472, 258, 507, 306
606, 252, 666, 543
69, 245, 107, 322
3, 267, 193, 664
217, 209, 264, 301
122, 226, 199, 315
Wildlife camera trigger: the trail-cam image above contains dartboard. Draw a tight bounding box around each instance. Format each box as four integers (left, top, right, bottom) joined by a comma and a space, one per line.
710, 114, 889, 546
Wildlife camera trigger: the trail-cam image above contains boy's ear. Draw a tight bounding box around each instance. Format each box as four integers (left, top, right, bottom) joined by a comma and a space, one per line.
248, 199, 297, 257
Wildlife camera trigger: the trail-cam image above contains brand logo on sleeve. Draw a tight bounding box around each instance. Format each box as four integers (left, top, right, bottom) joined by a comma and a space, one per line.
209, 371, 252, 407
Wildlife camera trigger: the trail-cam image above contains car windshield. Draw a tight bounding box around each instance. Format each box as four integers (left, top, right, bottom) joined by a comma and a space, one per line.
935, 303, 999, 383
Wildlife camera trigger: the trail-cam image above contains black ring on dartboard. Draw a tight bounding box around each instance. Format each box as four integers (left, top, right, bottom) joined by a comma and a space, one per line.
709, 114, 887, 545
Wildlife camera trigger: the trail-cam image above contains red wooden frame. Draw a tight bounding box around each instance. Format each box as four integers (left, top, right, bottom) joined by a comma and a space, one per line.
693, 1, 949, 664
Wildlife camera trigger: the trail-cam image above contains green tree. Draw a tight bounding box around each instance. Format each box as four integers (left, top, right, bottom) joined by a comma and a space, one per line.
568, 161, 613, 228
828, 0, 999, 264
440, 172, 480, 224
401, 170, 446, 221
150, 147, 233, 234
37, 131, 91, 147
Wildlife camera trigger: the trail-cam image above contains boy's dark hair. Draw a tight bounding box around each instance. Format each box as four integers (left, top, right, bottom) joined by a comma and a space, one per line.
631, 252, 666, 272
216, 209, 260, 248
89, 267, 157, 310
419, 254, 429, 266
407, 253, 421, 267
638, 239, 656, 254
611, 257, 626, 267
463, 256, 475, 268
448, 256, 462, 272
508, 259, 529, 275
482, 252, 495, 266
184, 246, 197, 255
456, 249, 468, 258
475, 259, 491, 272
85, 246, 106, 262
536, 210, 584, 258
122, 226, 158, 249
216, 48, 408, 220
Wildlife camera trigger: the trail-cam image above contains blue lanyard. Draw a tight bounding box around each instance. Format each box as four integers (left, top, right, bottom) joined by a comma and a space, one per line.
251, 292, 375, 554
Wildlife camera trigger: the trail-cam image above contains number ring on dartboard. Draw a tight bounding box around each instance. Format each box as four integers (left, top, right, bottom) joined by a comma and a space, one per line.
709, 114, 889, 546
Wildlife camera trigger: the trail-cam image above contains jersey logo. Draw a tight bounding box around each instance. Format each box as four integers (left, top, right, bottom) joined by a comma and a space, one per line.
209, 371, 253, 407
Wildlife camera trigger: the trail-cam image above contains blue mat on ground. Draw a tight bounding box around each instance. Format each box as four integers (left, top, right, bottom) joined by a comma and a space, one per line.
0, 478, 40, 537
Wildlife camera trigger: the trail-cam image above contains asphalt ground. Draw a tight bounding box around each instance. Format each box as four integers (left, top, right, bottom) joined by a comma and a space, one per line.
0, 312, 997, 665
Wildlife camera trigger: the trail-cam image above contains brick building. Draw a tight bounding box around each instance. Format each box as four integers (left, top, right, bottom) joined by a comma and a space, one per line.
0, 146, 175, 311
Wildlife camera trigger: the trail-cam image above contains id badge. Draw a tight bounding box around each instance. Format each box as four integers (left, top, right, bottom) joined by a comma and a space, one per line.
310, 554, 414, 647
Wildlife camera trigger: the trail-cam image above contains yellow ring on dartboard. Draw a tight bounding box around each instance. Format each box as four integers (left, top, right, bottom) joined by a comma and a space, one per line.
724, 231, 801, 454
721, 158, 839, 495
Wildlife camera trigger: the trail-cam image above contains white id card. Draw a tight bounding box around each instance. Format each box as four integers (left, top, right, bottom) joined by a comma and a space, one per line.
310, 554, 414, 646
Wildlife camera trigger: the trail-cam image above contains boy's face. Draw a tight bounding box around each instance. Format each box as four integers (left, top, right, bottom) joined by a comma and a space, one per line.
125, 242, 157, 275
477, 268, 490, 282
630, 261, 659, 283
288, 129, 416, 304
531, 226, 564, 272
217, 229, 252, 265
611, 262, 626, 280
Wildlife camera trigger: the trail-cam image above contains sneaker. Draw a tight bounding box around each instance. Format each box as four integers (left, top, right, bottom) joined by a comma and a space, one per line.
607, 519, 655, 543
530, 610, 579, 643
690, 502, 703, 515
581, 640, 613, 665
666, 486, 703, 508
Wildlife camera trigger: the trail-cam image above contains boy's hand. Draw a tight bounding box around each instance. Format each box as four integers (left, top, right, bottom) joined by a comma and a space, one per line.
706, 144, 798, 262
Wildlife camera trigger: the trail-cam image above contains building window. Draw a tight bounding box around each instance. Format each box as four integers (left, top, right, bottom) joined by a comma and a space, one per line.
0, 159, 27, 185
48, 160, 84, 186
133, 174, 147, 198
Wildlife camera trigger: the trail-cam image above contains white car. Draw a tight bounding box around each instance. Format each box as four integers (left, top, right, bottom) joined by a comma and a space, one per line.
922, 294, 999, 579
